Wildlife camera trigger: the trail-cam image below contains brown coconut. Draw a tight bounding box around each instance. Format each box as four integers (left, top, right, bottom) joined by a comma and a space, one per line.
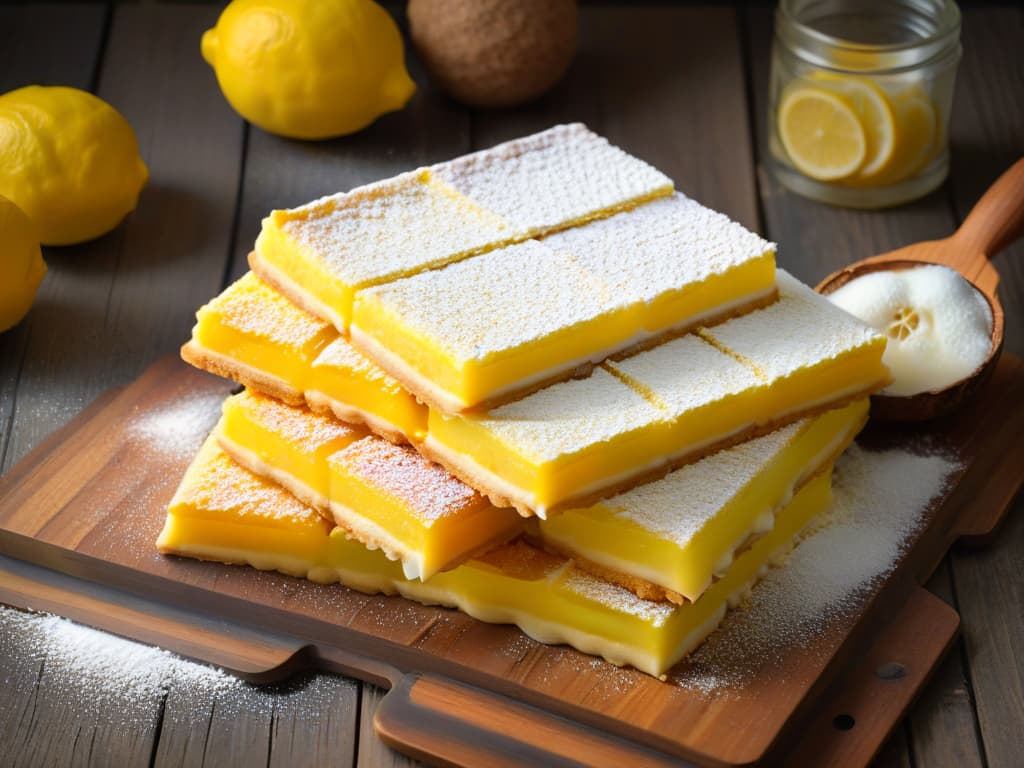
408, 0, 578, 108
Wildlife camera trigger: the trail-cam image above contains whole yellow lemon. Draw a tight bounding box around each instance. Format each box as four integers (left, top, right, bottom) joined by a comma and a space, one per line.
201, 0, 416, 140
0, 194, 46, 332
0, 86, 148, 246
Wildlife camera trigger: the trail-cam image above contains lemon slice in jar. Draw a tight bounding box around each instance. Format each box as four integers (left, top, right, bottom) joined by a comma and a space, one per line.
880, 92, 938, 184
810, 74, 897, 179
778, 85, 867, 181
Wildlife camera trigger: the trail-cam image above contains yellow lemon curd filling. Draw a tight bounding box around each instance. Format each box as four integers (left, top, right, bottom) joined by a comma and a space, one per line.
307, 337, 427, 443
182, 271, 335, 403
251, 124, 673, 333
326, 437, 523, 580
216, 390, 364, 511
157, 438, 834, 677
540, 399, 867, 603
215, 390, 520, 580
183, 272, 427, 443
351, 194, 776, 412
425, 271, 888, 516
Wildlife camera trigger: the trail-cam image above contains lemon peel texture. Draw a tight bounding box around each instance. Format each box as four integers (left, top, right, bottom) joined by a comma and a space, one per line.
0, 194, 46, 332
201, 0, 416, 140
0, 85, 148, 246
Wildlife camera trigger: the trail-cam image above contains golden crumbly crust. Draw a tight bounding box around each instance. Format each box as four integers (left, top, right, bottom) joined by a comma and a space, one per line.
182, 339, 415, 446
181, 341, 305, 406
303, 390, 409, 446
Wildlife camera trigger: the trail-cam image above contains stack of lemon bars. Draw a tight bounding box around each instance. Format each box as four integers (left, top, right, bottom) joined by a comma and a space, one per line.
158, 124, 889, 678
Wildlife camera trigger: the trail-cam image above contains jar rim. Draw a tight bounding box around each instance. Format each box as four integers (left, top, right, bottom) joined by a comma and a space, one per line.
776, 0, 961, 71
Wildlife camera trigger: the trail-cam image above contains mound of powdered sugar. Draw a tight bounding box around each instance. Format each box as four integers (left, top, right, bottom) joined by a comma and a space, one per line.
127, 390, 226, 461
673, 443, 959, 693
0, 608, 243, 729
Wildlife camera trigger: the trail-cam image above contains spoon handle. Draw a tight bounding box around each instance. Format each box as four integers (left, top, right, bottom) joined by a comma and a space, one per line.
952, 157, 1024, 266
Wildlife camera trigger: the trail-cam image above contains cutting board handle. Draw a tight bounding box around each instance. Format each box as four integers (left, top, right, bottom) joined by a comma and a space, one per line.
374, 673, 683, 768
950, 157, 1024, 277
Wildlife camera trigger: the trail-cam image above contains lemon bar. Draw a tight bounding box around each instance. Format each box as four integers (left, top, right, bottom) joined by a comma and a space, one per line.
253, 170, 514, 330
351, 193, 777, 411
158, 438, 834, 676
215, 390, 521, 579
216, 390, 364, 511
182, 272, 427, 443
158, 437, 401, 591
181, 271, 335, 406
424, 270, 887, 516
251, 124, 674, 331
326, 437, 523, 579
539, 399, 867, 603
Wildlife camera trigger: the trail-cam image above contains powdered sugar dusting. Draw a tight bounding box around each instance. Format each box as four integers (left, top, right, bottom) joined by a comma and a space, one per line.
609, 333, 759, 417
278, 170, 512, 289
704, 270, 884, 382
311, 336, 405, 392
128, 390, 225, 461
672, 444, 959, 694
355, 239, 610, 361
544, 192, 773, 301
476, 367, 664, 463
0, 607, 243, 728
608, 421, 802, 544
355, 193, 772, 365
432, 123, 673, 234
330, 437, 481, 523
173, 438, 325, 531
230, 390, 362, 450
562, 569, 675, 624
200, 272, 332, 349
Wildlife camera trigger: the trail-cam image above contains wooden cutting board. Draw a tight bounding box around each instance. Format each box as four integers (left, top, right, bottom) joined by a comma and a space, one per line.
0, 355, 1021, 767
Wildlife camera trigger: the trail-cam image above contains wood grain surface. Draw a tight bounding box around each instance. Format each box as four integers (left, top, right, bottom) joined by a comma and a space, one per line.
1, 3, 1022, 767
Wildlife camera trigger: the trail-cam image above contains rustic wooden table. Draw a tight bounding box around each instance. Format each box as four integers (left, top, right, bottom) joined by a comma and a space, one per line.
1, 3, 1021, 766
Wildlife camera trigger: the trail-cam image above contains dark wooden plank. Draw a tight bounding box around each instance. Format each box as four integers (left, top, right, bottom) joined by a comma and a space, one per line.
228, 19, 470, 280
944, 10, 1024, 768
952, 495, 1024, 768
0, 5, 111, 765
359, 685, 422, 768
0, 3, 105, 90
0, 2, 107, 471
2, 4, 243, 472
872, 728, 914, 768
949, 7, 1024, 357
269, 674, 361, 768
0, 608, 47, 767
0, 607, 161, 768
908, 562, 985, 768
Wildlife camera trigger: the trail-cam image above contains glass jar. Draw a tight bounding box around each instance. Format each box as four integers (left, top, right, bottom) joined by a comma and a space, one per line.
767, 0, 961, 208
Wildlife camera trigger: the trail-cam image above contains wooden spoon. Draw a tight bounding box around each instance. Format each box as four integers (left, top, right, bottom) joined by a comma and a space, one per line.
817, 158, 1024, 421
